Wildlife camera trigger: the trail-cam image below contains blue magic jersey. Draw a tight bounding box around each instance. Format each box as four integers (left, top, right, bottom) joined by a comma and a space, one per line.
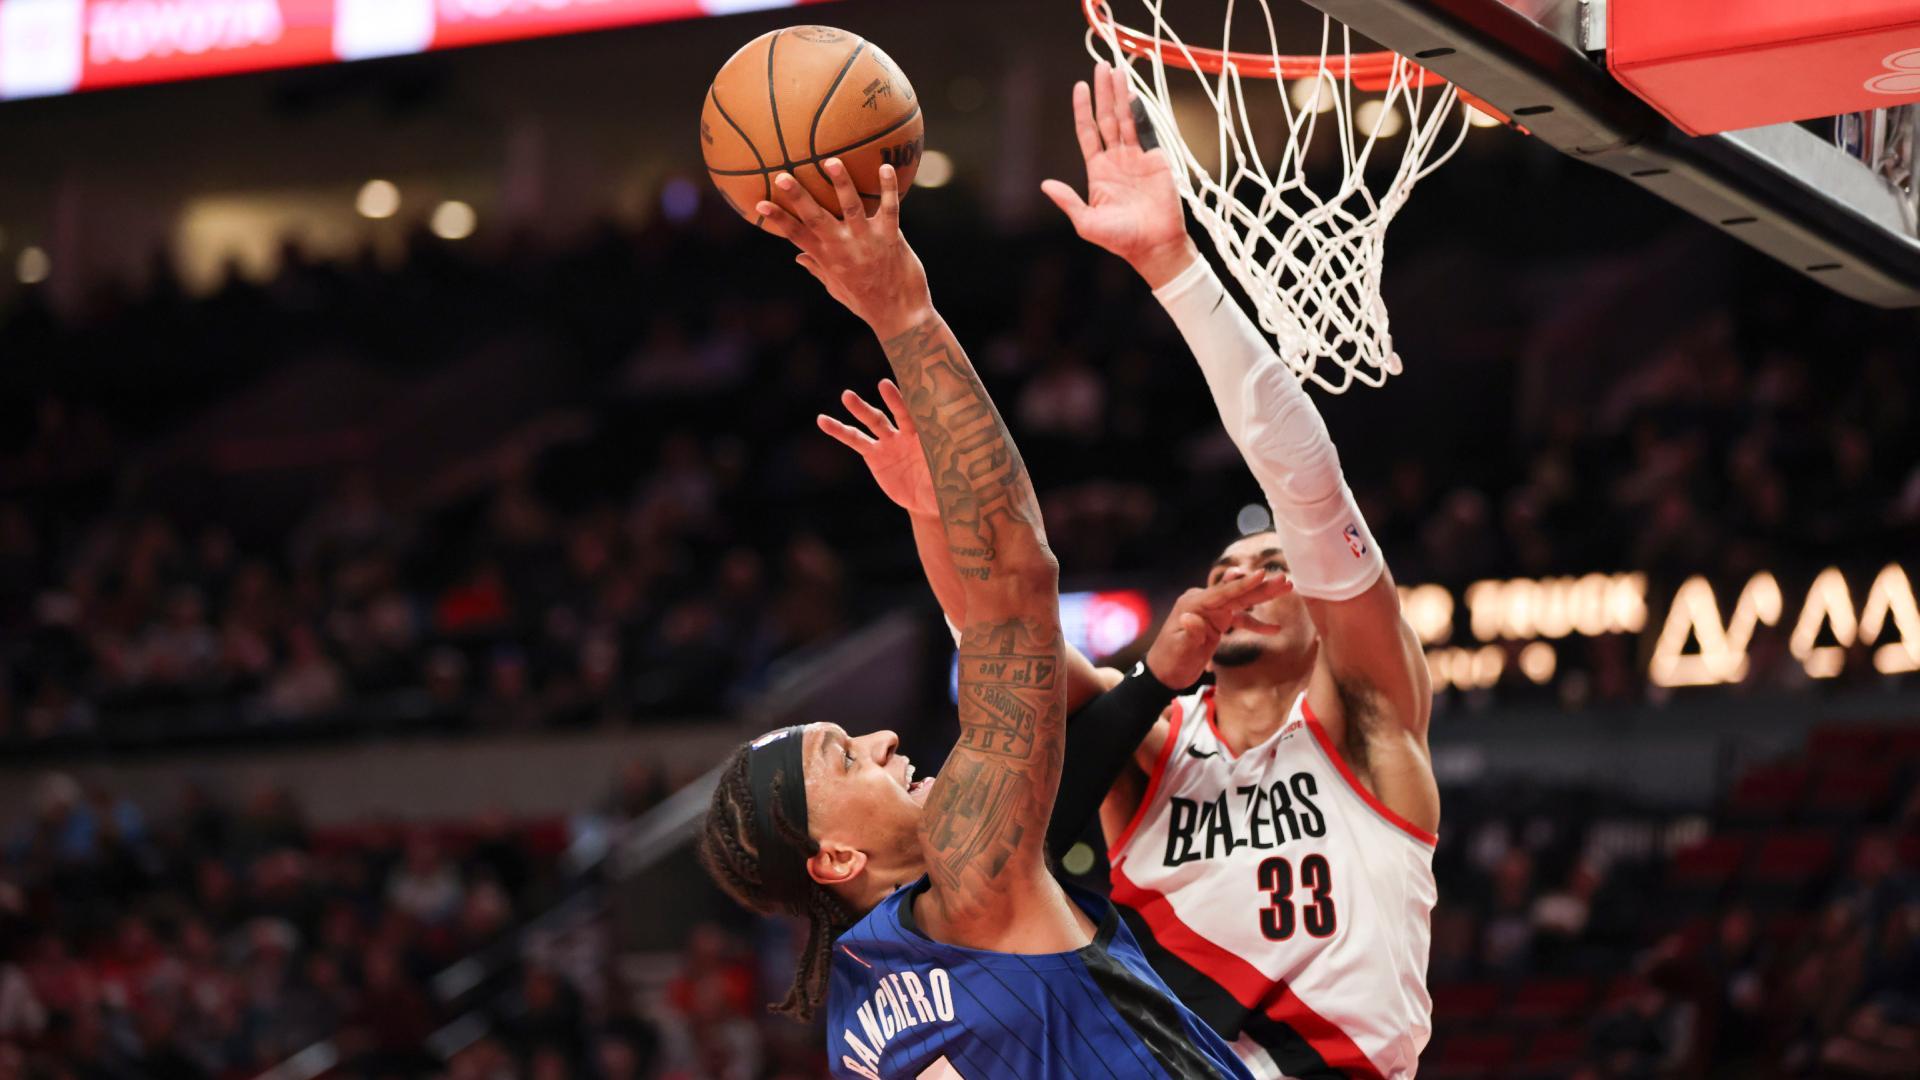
826, 878, 1253, 1080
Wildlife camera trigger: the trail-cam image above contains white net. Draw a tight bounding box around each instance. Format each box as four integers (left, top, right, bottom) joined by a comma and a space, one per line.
1086, 0, 1472, 392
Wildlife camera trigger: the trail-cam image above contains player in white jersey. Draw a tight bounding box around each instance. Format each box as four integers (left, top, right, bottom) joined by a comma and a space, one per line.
1099, 599, 1437, 1079
1037, 61, 1435, 1077
1036, 62, 1440, 1079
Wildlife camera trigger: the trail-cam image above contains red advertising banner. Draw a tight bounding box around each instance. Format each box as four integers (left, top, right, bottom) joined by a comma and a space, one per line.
430, 0, 709, 53
81, 0, 336, 90
0, 0, 830, 100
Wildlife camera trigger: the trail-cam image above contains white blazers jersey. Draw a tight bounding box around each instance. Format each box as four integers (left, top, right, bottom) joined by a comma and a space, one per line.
1107, 687, 1436, 1080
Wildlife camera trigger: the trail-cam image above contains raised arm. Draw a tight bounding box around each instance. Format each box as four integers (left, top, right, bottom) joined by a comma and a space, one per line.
817, 382, 1123, 711
1046, 63, 1436, 833
758, 160, 1073, 948
820, 382, 1294, 862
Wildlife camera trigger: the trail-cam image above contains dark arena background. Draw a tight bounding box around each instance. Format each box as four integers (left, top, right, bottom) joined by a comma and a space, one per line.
1, 1, 1917, 1078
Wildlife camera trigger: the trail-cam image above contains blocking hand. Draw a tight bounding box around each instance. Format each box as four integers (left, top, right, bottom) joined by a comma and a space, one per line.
756, 159, 931, 336
1040, 61, 1195, 288
1145, 570, 1293, 689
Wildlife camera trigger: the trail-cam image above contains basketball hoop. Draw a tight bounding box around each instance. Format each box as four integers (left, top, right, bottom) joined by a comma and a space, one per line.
1083, 0, 1483, 392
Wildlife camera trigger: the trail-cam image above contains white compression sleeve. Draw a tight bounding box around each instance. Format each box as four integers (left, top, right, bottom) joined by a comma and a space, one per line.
1152, 257, 1385, 602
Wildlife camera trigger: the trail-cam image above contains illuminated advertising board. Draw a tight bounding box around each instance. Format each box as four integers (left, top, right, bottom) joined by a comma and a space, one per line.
945, 566, 1919, 704
1404, 564, 1920, 693
0, 0, 832, 101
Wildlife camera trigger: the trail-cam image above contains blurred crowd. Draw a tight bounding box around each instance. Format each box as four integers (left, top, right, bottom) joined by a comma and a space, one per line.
0, 185, 1914, 744
2, 186, 1917, 743
1419, 729, 1920, 1079
8, 728, 1907, 1079
0, 460, 852, 743
0, 761, 837, 1080
0, 770, 554, 1078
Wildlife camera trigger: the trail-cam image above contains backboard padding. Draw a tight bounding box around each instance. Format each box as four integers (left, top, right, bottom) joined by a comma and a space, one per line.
1296, 0, 1920, 306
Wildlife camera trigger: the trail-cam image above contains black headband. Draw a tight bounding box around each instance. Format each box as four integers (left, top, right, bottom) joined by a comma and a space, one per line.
746, 725, 813, 911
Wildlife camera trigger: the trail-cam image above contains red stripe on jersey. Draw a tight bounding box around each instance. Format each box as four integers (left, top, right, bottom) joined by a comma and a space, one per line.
839, 945, 872, 969
1199, 687, 1238, 761
1110, 865, 1387, 1080
1299, 699, 1438, 847
1109, 695, 1185, 856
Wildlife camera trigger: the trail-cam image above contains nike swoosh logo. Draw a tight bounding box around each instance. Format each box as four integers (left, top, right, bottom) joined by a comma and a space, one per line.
1186, 746, 1220, 760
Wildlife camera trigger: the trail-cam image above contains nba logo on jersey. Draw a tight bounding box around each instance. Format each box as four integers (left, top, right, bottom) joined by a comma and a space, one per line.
1344, 523, 1368, 557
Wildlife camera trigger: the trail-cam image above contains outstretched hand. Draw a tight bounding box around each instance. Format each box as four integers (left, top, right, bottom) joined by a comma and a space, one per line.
1040, 61, 1196, 288
756, 159, 930, 337
1145, 570, 1293, 689
817, 380, 938, 519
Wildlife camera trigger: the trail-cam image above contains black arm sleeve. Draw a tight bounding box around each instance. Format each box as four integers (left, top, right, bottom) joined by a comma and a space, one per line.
1045, 665, 1181, 859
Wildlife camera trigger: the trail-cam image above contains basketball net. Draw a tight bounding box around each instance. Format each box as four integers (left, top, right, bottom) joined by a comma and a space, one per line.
1085, 0, 1471, 392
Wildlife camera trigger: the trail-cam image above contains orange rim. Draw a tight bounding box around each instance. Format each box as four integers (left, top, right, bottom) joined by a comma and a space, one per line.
1082, 0, 1510, 122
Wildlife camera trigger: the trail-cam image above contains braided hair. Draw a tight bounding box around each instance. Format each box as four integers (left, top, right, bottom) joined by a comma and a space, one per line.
698, 742, 860, 1021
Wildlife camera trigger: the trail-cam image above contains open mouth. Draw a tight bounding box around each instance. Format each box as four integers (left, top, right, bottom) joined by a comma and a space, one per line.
904, 760, 934, 801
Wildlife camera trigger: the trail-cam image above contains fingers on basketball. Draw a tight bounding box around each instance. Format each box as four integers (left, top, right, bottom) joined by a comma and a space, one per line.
701, 28, 923, 224
823, 158, 866, 222
754, 197, 804, 241
772, 173, 828, 227
878, 164, 902, 228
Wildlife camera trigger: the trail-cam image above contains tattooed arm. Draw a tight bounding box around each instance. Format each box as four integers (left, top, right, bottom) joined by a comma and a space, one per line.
816, 382, 1125, 713
759, 161, 1084, 951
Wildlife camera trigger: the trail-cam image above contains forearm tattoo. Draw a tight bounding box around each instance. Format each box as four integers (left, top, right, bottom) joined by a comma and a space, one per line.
880, 319, 1047, 582
881, 316, 1066, 911
924, 615, 1065, 897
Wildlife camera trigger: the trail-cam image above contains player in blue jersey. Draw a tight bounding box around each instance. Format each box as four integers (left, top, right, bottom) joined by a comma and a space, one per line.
696, 157, 1265, 1079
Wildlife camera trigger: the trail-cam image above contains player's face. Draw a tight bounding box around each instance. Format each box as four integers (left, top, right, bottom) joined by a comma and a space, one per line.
801, 722, 931, 866
1206, 532, 1314, 666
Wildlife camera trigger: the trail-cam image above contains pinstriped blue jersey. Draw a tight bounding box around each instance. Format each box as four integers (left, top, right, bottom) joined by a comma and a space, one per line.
825, 878, 1253, 1079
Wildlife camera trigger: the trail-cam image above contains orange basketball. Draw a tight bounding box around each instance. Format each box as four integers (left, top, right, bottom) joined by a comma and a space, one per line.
700, 26, 924, 224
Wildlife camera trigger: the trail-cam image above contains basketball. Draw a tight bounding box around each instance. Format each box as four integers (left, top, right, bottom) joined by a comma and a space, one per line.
701, 26, 924, 224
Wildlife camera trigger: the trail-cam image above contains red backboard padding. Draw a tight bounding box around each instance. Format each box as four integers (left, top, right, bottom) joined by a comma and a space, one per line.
1609, 0, 1920, 136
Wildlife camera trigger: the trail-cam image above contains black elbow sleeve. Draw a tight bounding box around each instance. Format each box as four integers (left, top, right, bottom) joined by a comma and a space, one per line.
1046, 664, 1179, 859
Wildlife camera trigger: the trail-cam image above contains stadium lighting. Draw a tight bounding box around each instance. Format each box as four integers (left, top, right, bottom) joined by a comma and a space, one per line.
1398, 584, 1455, 645
357, 179, 400, 220
916, 150, 954, 189
1863, 564, 1920, 674
16, 246, 50, 285
1236, 503, 1274, 535
1060, 842, 1096, 876
1289, 73, 1337, 115
660, 177, 700, 223
1356, 100, 1404, 138
1790, 567, 1859, 679
1518, 642, 1557, 684
430, 200, 477, 241
1648, 573, 1783, 688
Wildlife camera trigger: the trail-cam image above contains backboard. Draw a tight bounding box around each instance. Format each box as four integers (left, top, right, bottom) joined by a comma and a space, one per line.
1299, 0, 1920, 308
